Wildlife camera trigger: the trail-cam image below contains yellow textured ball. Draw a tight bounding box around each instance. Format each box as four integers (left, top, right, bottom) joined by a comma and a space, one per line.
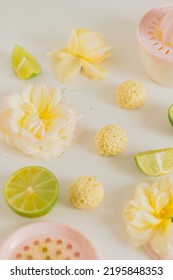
69, 176, 104, 209
94, 125, 127, 156
115, 80, 147, 109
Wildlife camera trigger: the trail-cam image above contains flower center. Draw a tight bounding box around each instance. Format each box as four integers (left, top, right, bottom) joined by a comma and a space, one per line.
159, 203, 173, 221
39, 109, 50, 122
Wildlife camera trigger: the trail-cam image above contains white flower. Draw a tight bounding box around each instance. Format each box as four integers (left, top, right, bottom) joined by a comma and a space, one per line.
0, 84, 79, 159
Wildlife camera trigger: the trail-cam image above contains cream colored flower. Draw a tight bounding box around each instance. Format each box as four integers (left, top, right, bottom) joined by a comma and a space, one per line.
124, 177, 173, 258
0, 84, 79, 159
48, 29, 111, 83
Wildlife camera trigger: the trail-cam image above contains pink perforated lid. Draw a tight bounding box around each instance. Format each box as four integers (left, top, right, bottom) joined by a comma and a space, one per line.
137, 4, 173, 65
0, 222, 99, 260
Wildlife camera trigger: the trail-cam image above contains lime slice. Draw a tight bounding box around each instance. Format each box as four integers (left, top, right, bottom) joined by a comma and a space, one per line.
168, 105, 173, 127
135, 148, 173, 176
11, 45, 41, 79
4, 166, 59, 218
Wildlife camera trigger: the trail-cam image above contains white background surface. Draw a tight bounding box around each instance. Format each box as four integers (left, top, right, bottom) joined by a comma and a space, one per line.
0, 0, 173, 260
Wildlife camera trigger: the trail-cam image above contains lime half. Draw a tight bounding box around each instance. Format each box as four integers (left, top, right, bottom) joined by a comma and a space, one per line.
135, 148, 173, 176
4, 166, 59, 218
168, 105, 173, 127
11, 45, 41, 79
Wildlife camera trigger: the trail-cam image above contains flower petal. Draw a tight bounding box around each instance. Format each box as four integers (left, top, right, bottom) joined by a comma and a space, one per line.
13, 136, 40, 154
126, 225, 155, 246
82, 60, 107, 80
30, 84, 49, 112
89, 45, 111, 63
48, 48, 72, 60
21, 85, 33, 103
130, 210, 161, 229
149, 221, 173, 259
22, 112, 41, 131
9, 109, 25, 133
77, 32, 106, 58
1, 93, 22, 109
0, 110, 12, 135
125, 210, 161, 245
41, 137, 63, 154
67, 30, 79, 55
137, 195, 154, 213
76, 28, 90, 36
55, 57, 82, 83
155, 193, 169, 213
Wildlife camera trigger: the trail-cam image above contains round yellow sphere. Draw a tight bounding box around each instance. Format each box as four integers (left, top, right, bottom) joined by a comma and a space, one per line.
69, 176, 104, 209
94, 125, 127, 156
115, 80, 147, 109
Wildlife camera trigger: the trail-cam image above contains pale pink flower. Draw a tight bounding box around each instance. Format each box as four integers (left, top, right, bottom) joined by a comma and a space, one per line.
0, 84, 79, 159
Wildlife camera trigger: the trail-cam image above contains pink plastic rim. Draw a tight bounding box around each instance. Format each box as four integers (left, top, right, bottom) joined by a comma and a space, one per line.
137, 4, 173, 65
0, 221, 99, 260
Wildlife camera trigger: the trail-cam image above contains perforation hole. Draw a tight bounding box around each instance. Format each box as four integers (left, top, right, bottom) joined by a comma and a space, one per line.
45, 238, 51, 243
34, 240, 40, 246
152, 42, 159, 46
151, 21, 158, 26
165, 50, 170, 55
56, 249, 62, 256
16, 253, 22, 259
26, 254, 33, 260
74, 251, 80, 258
66, 244, 73, 250
158, 46, 163, 51
45, 255, 51, 260
156, 17, 161, 21
23, 245, 30, 251
148, 26, 155, 30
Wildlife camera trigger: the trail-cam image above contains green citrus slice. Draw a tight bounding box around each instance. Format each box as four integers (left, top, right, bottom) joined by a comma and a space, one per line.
11, 45, 41, 79
168, 104, 173, 127
4, 166, 59, 218
135, 148, 173, 176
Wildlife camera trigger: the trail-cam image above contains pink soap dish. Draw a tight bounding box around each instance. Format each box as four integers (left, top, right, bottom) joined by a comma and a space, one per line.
0, 221, 99, 260
137, 4, 173, 87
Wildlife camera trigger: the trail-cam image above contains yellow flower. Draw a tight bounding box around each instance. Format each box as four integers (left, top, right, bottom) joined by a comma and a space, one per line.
124, 177, 173, 256
0, 84, 79, 159
48, 29, 111, 83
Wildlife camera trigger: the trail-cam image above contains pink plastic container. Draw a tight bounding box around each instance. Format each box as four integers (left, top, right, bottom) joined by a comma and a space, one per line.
137, 4, 173, 87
